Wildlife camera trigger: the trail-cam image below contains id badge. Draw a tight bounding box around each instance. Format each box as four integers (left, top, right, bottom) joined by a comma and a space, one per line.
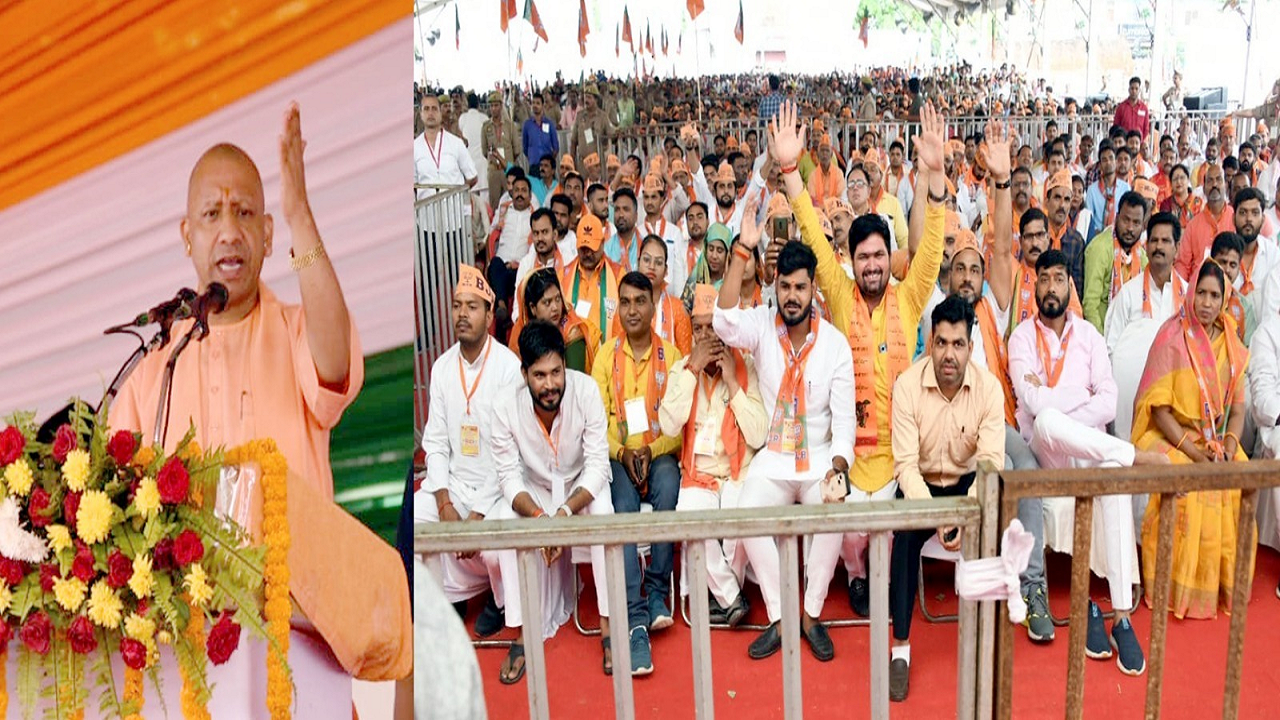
605, 298, 617, 318
585, 128, 595, 144
693, 420, 718, 457
781, 419, 797, 454
542, 122, 551, 134
624, 397, 649, 437
460, 425, 480, 457
575, 299, 592, 319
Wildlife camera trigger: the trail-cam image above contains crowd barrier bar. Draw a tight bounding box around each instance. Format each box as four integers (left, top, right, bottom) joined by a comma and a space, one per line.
416, 492, 986, 720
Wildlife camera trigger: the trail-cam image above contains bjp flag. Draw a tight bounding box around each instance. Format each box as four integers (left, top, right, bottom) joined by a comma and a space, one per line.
577, 0, 589, 57
688, 0, 706, 20
500, 0, 518, 33
524, 0, 548, 43
734, 0, 744, 44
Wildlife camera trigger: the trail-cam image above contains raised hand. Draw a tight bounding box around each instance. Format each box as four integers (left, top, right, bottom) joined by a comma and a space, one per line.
917, 101, 946, 174
738, 195, 764, 251
279, 102, 312, 225
768, 100, 807, 169
983, 118, 1012, 181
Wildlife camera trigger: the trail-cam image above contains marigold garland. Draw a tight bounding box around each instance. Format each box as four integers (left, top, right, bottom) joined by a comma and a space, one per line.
226, 440, 292, 720
179, 601, 211, 720
0, 648, 7, 718
122, 666, 144, 720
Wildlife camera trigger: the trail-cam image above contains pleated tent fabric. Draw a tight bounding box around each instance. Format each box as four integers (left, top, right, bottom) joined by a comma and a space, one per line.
0, 7, 412, 419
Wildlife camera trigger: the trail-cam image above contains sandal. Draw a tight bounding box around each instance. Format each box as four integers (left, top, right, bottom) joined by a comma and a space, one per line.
499, 642, 526, 685
602, 637, 612, 676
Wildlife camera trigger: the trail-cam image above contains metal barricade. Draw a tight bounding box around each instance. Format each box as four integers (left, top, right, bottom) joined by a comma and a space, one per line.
416, 493, 989, 720
984, 459, 1280, 720
413, 183, 474, 441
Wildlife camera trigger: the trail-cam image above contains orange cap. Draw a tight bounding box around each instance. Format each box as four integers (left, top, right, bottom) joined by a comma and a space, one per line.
670, 158, 689, 176
559, 155, 576, 170
692, 284, 718, 317
1045, 168, 1072, 195
766, 192, 792, 221
715, 162, 736, 185
607, 153, 621, 169
576, 213, 605, 251
823, 196, 853, 219
726, 135, 740, 149
817, 210, 833, 237
945, 210, 963, 237
951, 230, 981, 263
643, 174, 664, 193
819, 133, 832, 149
455, 264, 495, 305
584, 152, 601, 168
1133, 178, 1159, 203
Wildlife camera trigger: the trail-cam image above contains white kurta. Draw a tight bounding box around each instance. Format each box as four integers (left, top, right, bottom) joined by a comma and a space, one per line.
1104, 271, 1184, 353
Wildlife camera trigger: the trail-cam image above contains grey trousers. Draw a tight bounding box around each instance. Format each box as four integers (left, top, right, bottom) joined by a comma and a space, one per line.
1005, 424, 1046, 595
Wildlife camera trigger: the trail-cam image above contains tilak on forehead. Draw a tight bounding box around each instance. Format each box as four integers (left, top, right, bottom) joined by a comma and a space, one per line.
187, 143, 265, 207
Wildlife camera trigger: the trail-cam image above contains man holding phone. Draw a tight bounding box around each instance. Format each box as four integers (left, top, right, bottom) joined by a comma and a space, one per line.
591, 271, 685, 674
886, 295, 1006, 701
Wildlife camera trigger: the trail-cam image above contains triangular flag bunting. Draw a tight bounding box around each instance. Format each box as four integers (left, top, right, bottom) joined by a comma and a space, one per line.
524, 0, 549, 43
622, 7, 632, 46
734, 0, 744, 44
577, 0, 589, 57
687, 0, 705, 21
455, 5, 461, 49
662, 28, 668, 56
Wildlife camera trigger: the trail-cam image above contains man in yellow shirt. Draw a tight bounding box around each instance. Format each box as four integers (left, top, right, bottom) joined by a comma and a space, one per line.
772, 100, 949, 616
591, 271, 684, 675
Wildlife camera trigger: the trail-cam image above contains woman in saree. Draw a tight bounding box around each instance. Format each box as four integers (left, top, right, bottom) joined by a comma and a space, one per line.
1131, 258, 1254, 619
508, 267, 600, 372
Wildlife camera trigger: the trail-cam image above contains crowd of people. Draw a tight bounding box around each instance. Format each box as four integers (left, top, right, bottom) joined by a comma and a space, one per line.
416, 64, 1280, 703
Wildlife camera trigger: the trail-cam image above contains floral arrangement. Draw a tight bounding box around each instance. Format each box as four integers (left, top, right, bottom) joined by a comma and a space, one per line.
0, 404, 292, 719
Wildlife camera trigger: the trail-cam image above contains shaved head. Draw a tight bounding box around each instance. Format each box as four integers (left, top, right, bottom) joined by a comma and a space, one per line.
187, 144, 264, 211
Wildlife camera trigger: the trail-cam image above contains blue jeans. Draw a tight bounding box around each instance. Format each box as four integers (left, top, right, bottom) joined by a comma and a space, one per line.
610, 454, 681, 629
1005, 425, 1046, 595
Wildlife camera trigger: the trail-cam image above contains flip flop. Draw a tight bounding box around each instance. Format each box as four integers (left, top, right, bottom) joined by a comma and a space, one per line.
602, 637, 612, 676
499, 643, 526, 685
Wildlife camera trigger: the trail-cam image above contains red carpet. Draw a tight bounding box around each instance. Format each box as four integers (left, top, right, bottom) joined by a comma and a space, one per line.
471, 546, 1280, 719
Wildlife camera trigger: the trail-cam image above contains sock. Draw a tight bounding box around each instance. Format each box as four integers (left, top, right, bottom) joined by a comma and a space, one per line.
892, 644, 911, 664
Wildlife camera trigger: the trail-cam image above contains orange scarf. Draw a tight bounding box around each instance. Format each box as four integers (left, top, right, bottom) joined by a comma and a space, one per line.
766, 310, 818, 472
1035, 321, 1073, 388
1110, 237, 1144, 301
975, 298, 1018, 428
848, 285, 909, 454
1096, 178, 1118, 227
681, 356, 750, 491
1141, 268, 1185, 319
1012, 262, 1081, 329
610, 333, 670, 445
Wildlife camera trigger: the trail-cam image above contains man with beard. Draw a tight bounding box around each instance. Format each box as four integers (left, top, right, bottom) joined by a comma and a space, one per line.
561, 213, 620, 341
591, 272, 684, 673
711, 162, 745, 234
886, 296, 1007, 701
1175, 164, 1235, 280
780, 99, 947, 617
547, 193, 579, 260
713, 195, 855, 663
487, 173, 534, 328
1152, 144, 1177, 206
570, 85, 612, 181
418, 265, 521, 670
677, 202, 711, 302
1083, 191, 1149, 333
513, 209, 569, 325
1008, 249, 1170, 677
490, 320, 619, 678
1194, 138, 1220, 188
1084, 142, 1131, 241
603, 187, 642, 272
659, 284, 768, 628
1104, 212, 1186, 351
564, 172, 586, 221
824, 197, 855, 272
1230, 189, 1278, 327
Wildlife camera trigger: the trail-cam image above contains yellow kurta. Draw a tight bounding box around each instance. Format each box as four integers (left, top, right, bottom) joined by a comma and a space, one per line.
591, 336, 684, 460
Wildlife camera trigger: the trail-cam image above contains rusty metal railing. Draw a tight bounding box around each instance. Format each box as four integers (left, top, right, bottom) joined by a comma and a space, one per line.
986, 460, 1279, 720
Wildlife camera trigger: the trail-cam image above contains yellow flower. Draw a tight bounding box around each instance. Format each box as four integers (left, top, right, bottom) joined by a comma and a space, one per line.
123, 612, 156, 642
46, 524, 72, 554
87, 580, 124, 628
0, 581, 11, 613
179, 441, 202, 462
62, 448, 91, 491
133, 446, 156, 469
128, 554, 154, 599
183, 564, 213, 608
133, 477, 160, 518
75, 489, 114, 545
4, 459, 34, 497
53, 577, 87, 612
156, 629, 173, 645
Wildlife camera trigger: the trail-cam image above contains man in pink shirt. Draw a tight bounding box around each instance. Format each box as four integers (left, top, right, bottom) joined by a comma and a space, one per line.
1113, 77, 1151, 141
1008, 249, 1167, 679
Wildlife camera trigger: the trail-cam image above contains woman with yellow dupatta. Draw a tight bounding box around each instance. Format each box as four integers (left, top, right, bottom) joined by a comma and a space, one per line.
1131, 258, 1255, 619
509, 267, 600, 372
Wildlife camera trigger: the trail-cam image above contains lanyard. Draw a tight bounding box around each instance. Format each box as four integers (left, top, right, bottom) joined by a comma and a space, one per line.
1035, 323, 1073, 388
457, 338, 493, 415
426, 130, 444, 169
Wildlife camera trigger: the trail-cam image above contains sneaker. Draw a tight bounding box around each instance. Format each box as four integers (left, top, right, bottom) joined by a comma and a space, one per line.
474, 594, 506, 638
1085, 600, 1112, 659
748, 622, 781, 660
707, 593, 729, 624
1024, 586, 1055, 643
630, 626, 654, 676
848, 577, 870, 618
648, 593, 673, 632
1110, 618, 1146, 676
724, 593, 750, 628
889, 658, 910, 702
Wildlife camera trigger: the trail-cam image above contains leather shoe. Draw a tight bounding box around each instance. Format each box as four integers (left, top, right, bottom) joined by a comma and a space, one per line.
802, 621, 834, 662
748, 622, 781, 660
890, 658, 910, 701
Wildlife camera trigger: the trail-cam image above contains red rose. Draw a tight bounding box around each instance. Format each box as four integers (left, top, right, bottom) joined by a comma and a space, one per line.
136, 599, 149, 617
152, 538, 174, 572
0, 426, 24, 466
63, 492, 81, 530
67, 615, 97, 655
156, 457, 190, 505
106, 550, 133, 589
0, 557, 27, 586
51, 425, 77, 464
120, 637, 147, 670
206, 612, 241, 665
19, 612, 51, 655
0, 620, 12, 647
38, 564, 59, 593
107, 430, 137, 466
28, 487, 52, 528
72, 541, 95, 583
173, 529, 204, 567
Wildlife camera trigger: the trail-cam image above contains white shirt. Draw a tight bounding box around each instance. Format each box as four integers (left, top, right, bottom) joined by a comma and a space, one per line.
420, 338, 524, 518
494, 205, 532, 263
1241, 234, 1280, 297
642, 215, 688, 292
712, 304, 856, 481
458, 109, 489, 191
415, 130, 478, 202
492, 370, 612, 508
1104, 270, 1185, 353
1248, 314, 1280, 434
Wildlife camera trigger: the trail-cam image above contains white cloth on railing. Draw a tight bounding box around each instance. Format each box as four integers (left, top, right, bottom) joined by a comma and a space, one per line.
954, 519, 1035, 624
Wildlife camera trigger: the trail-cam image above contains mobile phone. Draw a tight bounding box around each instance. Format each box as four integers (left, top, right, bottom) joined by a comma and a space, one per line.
942, 527, 959, 543
773, 216, 789, 239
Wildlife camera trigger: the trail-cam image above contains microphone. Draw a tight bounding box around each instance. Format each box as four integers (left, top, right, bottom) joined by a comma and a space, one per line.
191, 283, 230, 335
129, 288, 198, 328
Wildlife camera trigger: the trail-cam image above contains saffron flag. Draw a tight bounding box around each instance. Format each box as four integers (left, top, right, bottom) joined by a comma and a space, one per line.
688, 0, 706, 20
622, 7, 632, 46
646, 22, 654, 55
500, 0, 518, 33
525, 0, 548, 43
734, 0, 744, 44
577, 0, 589, 57
517, 48, 524, 74
455, 5, 461, 49
662, 27, 668, 56
616, 23, 620, 57
858, 12, 869, 48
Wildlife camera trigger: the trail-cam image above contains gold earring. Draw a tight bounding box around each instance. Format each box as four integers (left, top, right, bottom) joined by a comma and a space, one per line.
184, 242, 192, 255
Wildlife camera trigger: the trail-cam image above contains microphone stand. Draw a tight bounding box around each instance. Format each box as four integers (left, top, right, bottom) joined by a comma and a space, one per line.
152, 298, 218, 448
100, 306, 184, 419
